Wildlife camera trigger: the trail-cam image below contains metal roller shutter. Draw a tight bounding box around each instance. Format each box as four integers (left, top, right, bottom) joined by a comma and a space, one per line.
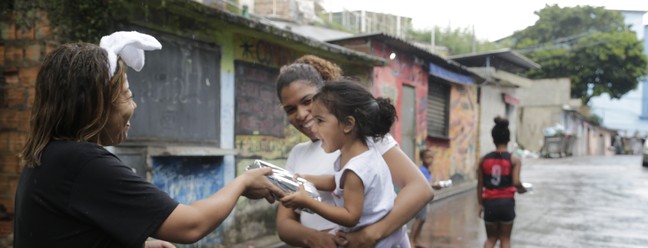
427, 82, 450, 138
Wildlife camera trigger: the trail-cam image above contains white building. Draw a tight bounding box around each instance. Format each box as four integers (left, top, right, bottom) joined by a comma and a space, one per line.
589, 10, 648, 136
450, 49, 539, 155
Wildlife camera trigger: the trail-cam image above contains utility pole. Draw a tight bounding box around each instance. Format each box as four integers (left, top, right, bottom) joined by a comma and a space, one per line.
472, 24, 476, 53
431, 25, 435, 53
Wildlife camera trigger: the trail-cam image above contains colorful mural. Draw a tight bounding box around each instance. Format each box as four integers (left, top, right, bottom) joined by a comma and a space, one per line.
235, 126, 307, 161
369, 43, 428, 154
428, 85, 479, 181
234, 34, 298, 68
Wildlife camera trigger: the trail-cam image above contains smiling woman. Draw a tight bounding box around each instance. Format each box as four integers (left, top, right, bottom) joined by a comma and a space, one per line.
274, 55, 433, 248
101, 73, 137, 145
13, 31, 284, 248
279, 80, 408, 247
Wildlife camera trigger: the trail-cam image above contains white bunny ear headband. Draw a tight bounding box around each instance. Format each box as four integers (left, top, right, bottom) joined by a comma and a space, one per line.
99, 31, 162, 77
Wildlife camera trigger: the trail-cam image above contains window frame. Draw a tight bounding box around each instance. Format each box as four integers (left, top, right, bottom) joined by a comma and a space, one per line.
426, 79, 451, 139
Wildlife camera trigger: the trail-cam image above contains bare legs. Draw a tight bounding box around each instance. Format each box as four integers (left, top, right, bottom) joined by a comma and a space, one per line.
484, 222, 513, 248
484, 223, 498, 248
409, 219, 425, 247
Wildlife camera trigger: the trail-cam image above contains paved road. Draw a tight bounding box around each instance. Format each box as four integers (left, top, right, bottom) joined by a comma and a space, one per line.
417, 155, 648, 248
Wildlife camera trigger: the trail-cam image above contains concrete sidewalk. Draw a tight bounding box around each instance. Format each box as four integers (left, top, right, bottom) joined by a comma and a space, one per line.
430, 181, 476, 204
231, 181, 477, 248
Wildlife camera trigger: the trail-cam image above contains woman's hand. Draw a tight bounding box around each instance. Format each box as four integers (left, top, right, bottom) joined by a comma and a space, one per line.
334, 227, 380, 248
240, 167, 285, 203
306, 230, 338, 248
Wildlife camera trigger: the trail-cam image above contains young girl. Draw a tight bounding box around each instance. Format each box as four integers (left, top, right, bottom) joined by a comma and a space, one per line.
280, 79, 409, 248
275, 55, 432, 247
476, 117, 526, 248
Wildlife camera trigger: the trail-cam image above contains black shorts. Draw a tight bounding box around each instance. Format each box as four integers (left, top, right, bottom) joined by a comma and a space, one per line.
483, 198, 515, 224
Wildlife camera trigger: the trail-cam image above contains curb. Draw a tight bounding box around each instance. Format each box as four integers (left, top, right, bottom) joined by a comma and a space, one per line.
431, 181, 476, 203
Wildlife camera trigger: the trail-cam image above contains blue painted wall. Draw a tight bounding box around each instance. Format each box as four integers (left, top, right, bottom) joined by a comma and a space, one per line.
152, 156, 225, 246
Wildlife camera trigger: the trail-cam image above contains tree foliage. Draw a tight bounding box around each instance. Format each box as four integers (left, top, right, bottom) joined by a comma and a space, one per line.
512, 5, 648, 103
4, 0, 116, 43
407, 25, 505, 55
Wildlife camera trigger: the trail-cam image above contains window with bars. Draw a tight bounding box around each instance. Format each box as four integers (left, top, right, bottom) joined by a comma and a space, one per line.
427, 81, 451, 138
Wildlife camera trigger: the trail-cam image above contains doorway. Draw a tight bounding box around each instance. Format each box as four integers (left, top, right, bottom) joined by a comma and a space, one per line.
401, 85, 416, 161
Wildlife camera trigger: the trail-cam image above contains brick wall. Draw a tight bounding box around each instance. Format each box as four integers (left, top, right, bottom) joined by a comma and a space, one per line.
0, 10, 56, 240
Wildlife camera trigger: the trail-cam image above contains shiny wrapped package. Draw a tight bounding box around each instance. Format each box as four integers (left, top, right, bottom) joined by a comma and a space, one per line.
245, 160, 321, 211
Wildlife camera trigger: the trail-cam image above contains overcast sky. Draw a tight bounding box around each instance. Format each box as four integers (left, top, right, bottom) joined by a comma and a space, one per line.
321, 0, 648, 41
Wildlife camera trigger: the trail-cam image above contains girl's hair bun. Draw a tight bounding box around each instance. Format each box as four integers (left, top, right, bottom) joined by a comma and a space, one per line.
494, 116, 509, 127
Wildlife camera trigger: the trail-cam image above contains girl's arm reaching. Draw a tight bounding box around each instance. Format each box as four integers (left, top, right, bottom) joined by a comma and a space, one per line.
301, 174, 336, 192
282, 171, 364, 228
336, 146, 433, 248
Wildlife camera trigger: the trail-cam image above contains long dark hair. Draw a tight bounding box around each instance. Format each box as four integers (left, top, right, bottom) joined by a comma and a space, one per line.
314, 79, 396, 144
275, 55, 343, 102
20, 43, 126, 167
491, 116, 510, 146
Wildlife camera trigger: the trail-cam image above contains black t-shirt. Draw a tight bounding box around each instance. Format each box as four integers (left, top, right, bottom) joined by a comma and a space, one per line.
14, 141, 179, 248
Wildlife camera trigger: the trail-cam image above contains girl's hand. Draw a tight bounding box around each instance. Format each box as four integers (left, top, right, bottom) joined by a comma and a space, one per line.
478, 205, 484, 219
279, 184, 310, 209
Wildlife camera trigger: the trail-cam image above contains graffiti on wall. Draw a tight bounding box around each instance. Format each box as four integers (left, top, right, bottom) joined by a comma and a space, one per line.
370, 42, 428, 151
232, 34, 314, 162
235, 112, 309, 161
234, 34, 297, 68
371, 44, 424, 83
428, 85, 478, 181
234, 61, 285, 137
416, 83, 428, 149
127, 37, 221, 144
152, 156, 225, 246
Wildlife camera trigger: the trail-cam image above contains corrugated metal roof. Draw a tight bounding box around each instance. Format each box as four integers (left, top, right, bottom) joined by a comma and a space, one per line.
468, 67, 532, 88
121, 0, 388, 66
327, 32, 480, 80
449, 49, 540, 74
266, 19, 354, 41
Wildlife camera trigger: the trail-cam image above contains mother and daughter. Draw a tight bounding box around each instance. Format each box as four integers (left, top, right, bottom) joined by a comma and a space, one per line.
274, 55, 433, 247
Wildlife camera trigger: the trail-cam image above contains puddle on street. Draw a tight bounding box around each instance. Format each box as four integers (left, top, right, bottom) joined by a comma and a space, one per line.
416, 188, 484, 248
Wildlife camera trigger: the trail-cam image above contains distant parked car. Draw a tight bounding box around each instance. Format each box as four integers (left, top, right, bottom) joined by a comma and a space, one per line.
643, 141, 648, 167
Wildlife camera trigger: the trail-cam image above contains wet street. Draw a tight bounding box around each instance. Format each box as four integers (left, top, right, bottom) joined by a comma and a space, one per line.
418, 155, 648, 248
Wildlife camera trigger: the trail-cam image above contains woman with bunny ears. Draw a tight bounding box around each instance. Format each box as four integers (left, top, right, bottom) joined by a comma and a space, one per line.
14, 31, 284, 248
